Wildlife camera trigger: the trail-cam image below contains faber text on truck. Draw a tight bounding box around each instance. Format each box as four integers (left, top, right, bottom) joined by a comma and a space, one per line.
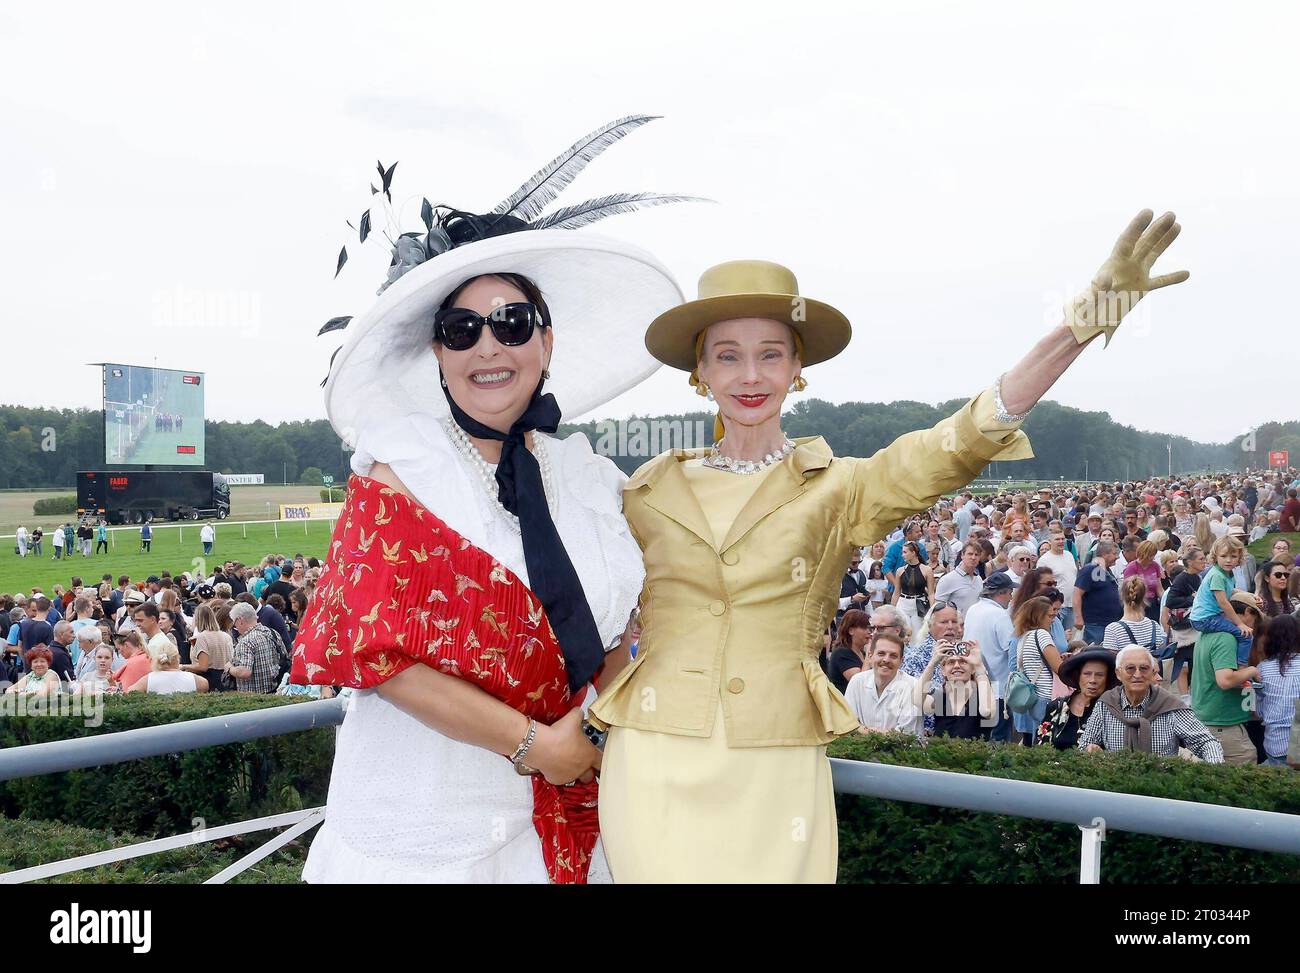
76, 471, 231, 524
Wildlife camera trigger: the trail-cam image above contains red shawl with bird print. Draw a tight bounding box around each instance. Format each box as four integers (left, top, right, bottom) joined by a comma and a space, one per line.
290, 473, 600, 883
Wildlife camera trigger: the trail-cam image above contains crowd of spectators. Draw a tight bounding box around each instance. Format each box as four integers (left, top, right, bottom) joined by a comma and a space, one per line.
832, 467, 1300, 768
1, 554, 332, 699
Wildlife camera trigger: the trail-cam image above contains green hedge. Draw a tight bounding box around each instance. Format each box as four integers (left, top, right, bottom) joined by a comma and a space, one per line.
0, 815, 307, 884
0, 694, 334, 840
829, 733, 1300, 883
33, 495, 76, 516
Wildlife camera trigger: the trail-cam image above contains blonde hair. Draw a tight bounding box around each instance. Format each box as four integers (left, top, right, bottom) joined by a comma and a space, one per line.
1209, 535, 1245, 565
1136, 540, 1158, 562
1194, 513, 1215, 553
193, 602, 220, 633
152, 642, 180, 669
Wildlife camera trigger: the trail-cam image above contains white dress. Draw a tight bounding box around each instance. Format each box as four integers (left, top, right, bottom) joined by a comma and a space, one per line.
303, 413, 644, 883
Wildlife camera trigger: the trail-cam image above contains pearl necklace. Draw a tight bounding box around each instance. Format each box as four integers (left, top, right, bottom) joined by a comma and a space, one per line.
443, 418, 556, 533
702, 437, 796, 475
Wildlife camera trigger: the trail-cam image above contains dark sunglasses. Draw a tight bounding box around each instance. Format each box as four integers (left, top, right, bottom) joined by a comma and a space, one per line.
1272, 572, 1291, 580
433, 303, 547, 352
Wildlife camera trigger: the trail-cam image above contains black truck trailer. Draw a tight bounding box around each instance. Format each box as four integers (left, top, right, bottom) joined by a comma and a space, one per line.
76, 470, 231, 524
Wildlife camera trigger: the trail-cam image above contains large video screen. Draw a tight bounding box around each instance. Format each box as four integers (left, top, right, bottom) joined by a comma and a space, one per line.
103, 364, 205, 466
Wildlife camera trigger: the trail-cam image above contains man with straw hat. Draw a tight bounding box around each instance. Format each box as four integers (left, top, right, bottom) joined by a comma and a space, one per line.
592, 209, 1191, 882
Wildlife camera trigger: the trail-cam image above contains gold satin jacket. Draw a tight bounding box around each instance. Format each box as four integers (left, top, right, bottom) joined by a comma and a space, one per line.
589, 392, 1033, 747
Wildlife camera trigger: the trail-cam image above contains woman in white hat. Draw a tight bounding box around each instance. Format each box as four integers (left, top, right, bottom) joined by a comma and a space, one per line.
292, 116, 699, 883
591, 209, 1190, 882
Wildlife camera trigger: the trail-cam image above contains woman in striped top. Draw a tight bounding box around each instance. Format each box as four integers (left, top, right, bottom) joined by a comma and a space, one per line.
1257, 615, 1300, 766
1103, 576, 1167, 660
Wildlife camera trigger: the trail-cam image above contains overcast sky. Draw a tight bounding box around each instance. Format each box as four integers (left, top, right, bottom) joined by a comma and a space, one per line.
4, 1, 1295, 444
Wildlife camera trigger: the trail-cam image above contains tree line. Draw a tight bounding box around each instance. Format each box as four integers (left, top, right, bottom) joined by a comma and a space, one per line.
0, 401, 1294, 489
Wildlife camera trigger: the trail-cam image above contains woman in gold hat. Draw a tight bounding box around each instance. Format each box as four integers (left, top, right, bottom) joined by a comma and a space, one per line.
589, 209, 1189, 882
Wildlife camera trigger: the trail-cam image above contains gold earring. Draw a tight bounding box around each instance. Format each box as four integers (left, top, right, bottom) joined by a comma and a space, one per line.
791, 375, 807, 393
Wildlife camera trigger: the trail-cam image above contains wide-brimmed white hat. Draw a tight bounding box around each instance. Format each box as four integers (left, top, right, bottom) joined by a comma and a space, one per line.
323, 230, 682, 442
318, 113, 701, 443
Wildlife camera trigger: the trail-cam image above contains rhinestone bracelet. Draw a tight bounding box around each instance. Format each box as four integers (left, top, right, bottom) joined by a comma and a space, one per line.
992, 373, 1033, 423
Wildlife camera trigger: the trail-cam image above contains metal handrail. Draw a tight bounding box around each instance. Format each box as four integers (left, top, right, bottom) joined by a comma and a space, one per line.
2, 697, 1298, 883
829, 758, 1300, 856
0, 697, 347, 782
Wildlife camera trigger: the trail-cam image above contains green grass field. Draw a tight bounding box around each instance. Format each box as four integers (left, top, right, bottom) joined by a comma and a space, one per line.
0, 485, 330, 534
1249, 532, 1300, 563
1, 520, 334, 596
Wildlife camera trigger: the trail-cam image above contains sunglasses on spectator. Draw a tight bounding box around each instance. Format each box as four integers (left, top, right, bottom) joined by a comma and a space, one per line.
867, 623, 902, 632
1271, 572, 1290, 580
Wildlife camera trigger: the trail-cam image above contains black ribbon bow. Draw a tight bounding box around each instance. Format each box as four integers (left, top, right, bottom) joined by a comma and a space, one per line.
441, 377, 606, 693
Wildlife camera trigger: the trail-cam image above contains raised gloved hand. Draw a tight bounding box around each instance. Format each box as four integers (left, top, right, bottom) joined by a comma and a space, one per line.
1066, 209, 1190, 347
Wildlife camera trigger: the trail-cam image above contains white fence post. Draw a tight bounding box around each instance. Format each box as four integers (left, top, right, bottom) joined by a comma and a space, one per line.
1079, 816, 1106, 884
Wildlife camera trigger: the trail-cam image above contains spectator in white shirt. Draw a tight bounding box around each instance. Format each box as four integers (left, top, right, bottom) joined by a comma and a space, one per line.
860, 541, 886, 580
1036, 528, 1079, 633
995, 545, 1034, 587
844, 631, 921, 737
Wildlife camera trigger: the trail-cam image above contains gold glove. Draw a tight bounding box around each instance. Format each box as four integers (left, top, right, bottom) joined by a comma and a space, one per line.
1066, 209, 1190, 347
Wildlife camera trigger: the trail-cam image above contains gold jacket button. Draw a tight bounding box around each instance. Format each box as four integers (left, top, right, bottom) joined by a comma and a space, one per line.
727, 677, 745, 694
709, 600, 726, 616
722, 550, 739, 565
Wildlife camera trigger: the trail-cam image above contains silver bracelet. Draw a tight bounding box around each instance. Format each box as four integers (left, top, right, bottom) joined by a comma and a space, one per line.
992, 373, 1033, 423
511, 718, 539, 776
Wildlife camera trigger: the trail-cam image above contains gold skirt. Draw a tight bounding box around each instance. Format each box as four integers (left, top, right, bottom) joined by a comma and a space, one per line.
598, 702, 837, 883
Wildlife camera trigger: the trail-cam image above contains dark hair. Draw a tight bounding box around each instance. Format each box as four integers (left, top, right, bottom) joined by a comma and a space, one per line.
867, 561, 884, 581
1259, 560, 1295, 617
1010, 567, 1054, 616
835, 609, 872, 648
437, 273, 552, 335
267, 593, 287, 613
1264, 614, 1300, 676
133, 601, 159, 620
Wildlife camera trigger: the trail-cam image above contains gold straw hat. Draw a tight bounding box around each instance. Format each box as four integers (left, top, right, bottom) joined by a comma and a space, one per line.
644, 259, 851, 371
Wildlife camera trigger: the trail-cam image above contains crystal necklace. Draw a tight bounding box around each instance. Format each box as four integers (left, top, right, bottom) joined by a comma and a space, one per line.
702, 436, 796, 475
443, 417, 556, 533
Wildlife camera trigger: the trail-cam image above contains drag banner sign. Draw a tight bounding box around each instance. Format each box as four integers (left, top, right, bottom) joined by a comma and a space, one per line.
279, 502, 344, 520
